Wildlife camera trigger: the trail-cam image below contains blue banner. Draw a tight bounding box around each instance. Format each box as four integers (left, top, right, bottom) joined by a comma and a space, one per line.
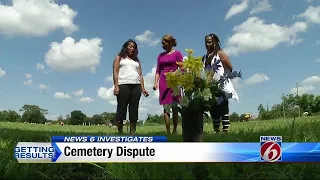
51, 136, 167, 143
14, 142, 320, 163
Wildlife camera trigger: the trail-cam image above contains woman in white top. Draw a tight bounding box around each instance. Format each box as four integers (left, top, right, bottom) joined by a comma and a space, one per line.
202, 33, 234, 133
113, 39, 148, 135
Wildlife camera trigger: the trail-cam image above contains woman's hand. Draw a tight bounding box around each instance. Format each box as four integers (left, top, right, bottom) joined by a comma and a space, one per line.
142, 89, 149, 97
113, 86, 119, 96
176, 61, 183, 68
153, 83, 158, 90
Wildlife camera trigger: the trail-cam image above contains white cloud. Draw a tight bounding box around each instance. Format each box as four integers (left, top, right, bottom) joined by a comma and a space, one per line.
79, 97, 94, 103
105, 75, 113, 82
36, 63, 45, 72
97, 86, 116, 105
0, 68, 5, 77
289, 76, 320, 95
23, 79, 32, 85
301, 76, 320, 86
225, 0, 249, 20
298, 6, 320, 25
0, 0, 78, 37
45, 37, 103, 73
224, 17, 308, 56
245, 73, 270, 85
72, 89, 84, 96
250, 0, 272, 14
54, 92, 71, 99
290, 86, 315, 94
135, 30, 160, 47
316, 58, 320, 62
25, 73, 32, 79
38, 84, 49, 90
316, 40, 320, 45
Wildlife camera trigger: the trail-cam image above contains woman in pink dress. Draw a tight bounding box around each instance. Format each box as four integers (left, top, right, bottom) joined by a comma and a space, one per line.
153, 35, 184, 134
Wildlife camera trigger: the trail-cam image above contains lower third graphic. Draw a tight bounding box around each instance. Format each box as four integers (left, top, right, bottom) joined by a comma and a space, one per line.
260, 136, 282, 162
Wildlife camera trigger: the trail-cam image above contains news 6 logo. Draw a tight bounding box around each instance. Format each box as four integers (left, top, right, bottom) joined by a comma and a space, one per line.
260, 136, 282, 162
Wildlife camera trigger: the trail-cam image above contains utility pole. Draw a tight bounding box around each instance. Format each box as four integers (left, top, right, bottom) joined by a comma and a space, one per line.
282, 93, 286, 118
296, 83, 301, 117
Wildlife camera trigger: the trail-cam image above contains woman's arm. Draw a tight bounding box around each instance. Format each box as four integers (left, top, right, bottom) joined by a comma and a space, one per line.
113, 56, 120, 87
138, 61, 146, 91
218, 50, 233, 72
154, 55, 160, 88
176, 51, 184, 70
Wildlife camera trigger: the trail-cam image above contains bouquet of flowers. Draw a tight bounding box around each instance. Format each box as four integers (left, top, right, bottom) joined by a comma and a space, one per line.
164, 48, 242, 117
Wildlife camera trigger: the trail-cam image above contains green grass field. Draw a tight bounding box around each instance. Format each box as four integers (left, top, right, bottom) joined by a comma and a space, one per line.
1, 117, 320, 179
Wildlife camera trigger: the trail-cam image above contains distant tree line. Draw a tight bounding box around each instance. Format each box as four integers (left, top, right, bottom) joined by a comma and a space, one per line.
1, 93, 319, 125
0, 104, 118, 125
256, 93, 320, 120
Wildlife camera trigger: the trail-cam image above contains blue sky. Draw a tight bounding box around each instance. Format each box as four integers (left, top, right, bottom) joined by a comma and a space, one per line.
0, 0, 319, 120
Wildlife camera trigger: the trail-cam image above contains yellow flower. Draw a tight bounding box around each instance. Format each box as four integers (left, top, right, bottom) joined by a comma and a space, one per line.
183, 55, 203, 77
185, 48, 194, 56
165, 71, 179, 89
180, 73, 194, 91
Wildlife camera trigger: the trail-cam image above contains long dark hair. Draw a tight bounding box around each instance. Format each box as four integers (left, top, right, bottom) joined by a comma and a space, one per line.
118, 39, 139, 61
203, 33, 222, 67
205, 33, 221, 56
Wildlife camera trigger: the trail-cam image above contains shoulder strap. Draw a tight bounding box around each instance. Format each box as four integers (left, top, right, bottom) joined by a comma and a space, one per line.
202, 55, 206, 63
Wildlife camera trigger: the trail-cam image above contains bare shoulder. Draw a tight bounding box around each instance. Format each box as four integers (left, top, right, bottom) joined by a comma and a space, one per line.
218, 50, 228, 57
114, 55, 121, 61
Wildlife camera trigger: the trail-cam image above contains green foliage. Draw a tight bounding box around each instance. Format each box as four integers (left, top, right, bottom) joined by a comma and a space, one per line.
165, 49, 242, 115
0, 110, 21, 122
18, 104, 48, 123
230, 112, 240, 122
257, 93, 320, 120
70, 110, 87, 125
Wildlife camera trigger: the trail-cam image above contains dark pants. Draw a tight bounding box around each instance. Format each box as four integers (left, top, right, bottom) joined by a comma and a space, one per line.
116, 84, 141, 132
210, 97, 230, 132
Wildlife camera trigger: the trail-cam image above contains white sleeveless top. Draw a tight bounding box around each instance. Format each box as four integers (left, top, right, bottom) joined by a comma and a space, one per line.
118, 57, 141, 85
203, 53, 240, 102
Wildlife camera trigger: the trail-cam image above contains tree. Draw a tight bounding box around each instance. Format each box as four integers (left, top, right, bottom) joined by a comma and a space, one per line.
92, 114, 105, 125
239, 113, 245, 121
257, 104, 266, 116
230, 112, 240, 122
0, 110, 21, 122
145, 114, 163, 124
257, 93, 320, 121
19, 104, 47, 123
100, 112, 116, 125
70, 110, 86, 125
7, 110, 21, 122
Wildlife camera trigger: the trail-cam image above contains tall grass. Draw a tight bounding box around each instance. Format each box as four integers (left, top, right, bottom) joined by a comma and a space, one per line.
1, 116, 320, 179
